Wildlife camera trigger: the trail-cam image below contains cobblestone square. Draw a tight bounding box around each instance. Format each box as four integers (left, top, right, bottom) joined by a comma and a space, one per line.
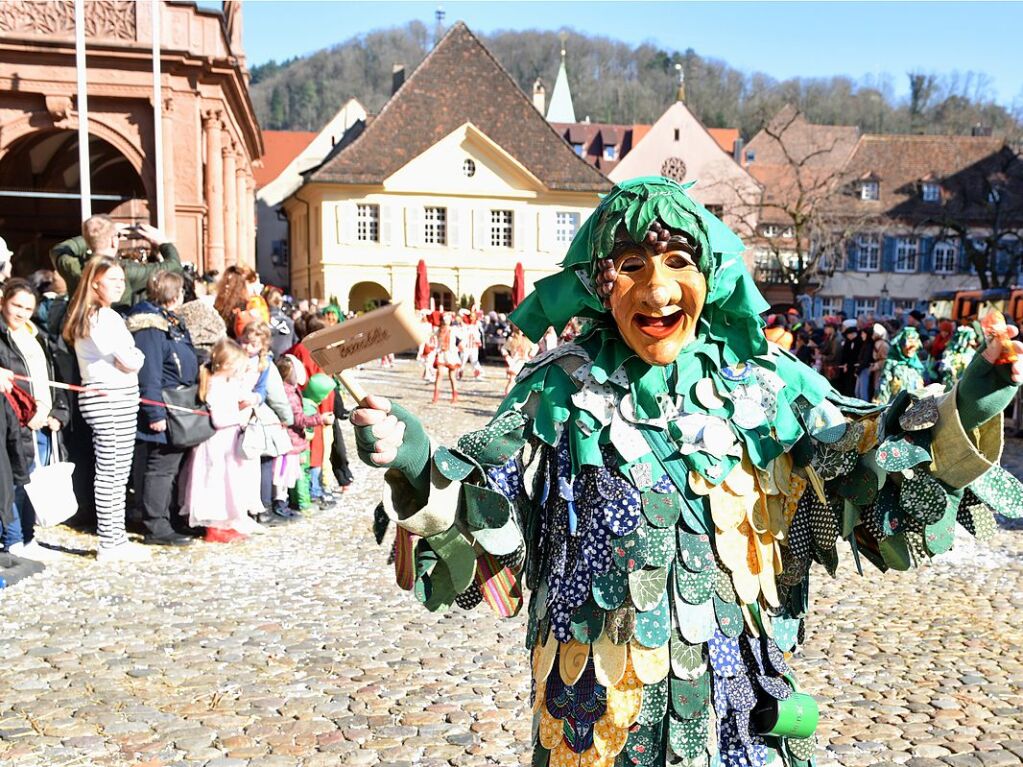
1, 361, 1021, 767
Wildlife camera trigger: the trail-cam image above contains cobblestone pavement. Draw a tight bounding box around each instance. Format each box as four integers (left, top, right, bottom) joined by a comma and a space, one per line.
1, 360, 1021, 767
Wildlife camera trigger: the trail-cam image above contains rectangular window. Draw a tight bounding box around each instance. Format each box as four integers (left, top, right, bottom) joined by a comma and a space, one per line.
490, 209, 513, 248
856, 234, 880, 271
674, 129, 680, 141
854, 297, 878, 317
423, 206, 447, 246
893, 298, 916, 314
820, 296, 843, 317
572, 143, 584, 156
356, 203, 379, 242
603, 144, 617, 161
555, 211, 580, 244
933, 240, 957, 274
922, 183, 941, 203
895, 237, 918, 273
861, 181, 880, 201
761, 224, 780, 239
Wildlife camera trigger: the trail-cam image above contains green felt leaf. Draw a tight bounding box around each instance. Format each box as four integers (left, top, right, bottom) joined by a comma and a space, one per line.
713, 596, 744, 638
924, 497, 957, 556
629, 566, 669, 612
970, 465, 1023, 519
569, 599, 605, 644
900, 473, 948, 526
612, 527, 649, 573
836, 463, 879, 507
638, 678, 670, 726
677, 530, 715, 572
642, 490, 682, 528
634, 590, 671, 648
875, 438, 931, 472
675, 565, 715, 605
592, 568, 629, 610
625, 722, 662, 767
462, 483, 511, 530
879, 533, 912, 571
772, 616, 801, 653
670, 673, 711, 719
645, 527, 676, 568
670, 631, 707, 680
668, 711, 710, 759
425, 528, 477, 593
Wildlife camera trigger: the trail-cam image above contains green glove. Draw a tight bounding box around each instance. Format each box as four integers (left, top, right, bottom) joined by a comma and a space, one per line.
354, 402, 431, 498
956, 353, 1018, 431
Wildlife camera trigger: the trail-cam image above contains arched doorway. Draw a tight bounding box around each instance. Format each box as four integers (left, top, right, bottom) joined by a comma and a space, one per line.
481, 284, 513, 314
0, 130, 148, 274
348, 281, 390, 313
430, 282, 455, 312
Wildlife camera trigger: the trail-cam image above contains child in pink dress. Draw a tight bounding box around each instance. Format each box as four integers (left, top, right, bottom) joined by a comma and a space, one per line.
179, 338, 263, 542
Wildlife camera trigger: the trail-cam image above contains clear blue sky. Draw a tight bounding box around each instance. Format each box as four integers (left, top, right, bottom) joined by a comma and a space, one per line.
232, 1, 1023, 107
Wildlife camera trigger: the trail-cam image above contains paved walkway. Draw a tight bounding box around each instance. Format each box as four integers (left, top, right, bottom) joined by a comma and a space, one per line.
1, 361, 1021, 767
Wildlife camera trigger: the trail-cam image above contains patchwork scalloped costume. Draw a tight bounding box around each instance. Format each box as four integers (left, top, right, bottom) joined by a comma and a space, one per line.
363, 178, 1023, 767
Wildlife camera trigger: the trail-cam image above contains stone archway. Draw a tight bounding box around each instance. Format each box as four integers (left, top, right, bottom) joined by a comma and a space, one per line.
0, 127, 148, 274
481, 284, 513, 314
429, 282, 455, 312
348, 281, 391, 313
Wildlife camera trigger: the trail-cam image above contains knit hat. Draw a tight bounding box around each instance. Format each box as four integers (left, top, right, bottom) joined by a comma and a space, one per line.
841, 319, 858, 330
873, 323, 888, 340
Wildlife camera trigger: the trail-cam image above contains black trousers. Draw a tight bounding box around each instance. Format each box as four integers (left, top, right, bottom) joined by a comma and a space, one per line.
136, 441, 186, 538
260, 456, 273, 508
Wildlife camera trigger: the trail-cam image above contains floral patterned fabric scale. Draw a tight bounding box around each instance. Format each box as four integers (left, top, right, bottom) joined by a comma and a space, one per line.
373, 326, 1023, 767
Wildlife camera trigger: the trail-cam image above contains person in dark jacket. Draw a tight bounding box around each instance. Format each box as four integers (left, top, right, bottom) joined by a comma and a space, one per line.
836, 321, 863, 397
125, 270, 198, 546
0, 279, 71, 560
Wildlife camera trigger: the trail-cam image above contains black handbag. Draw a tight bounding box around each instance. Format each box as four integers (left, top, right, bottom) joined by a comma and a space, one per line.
161, 384, 215, 448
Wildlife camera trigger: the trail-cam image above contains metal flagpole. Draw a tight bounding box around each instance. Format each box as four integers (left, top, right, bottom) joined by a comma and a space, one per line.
74, 0, 91, 220
151, 0, 164, 228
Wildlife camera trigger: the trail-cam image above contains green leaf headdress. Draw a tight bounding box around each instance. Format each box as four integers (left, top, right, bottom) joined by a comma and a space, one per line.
510, 176, 770, 364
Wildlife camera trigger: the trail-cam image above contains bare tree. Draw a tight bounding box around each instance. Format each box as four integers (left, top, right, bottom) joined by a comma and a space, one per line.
722, 108, 879, 304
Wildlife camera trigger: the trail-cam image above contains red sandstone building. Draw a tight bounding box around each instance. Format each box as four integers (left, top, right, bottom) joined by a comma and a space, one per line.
0, 0, 262, 274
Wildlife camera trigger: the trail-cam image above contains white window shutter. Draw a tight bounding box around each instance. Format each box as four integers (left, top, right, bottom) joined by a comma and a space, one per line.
379, 204, 394, 246
447, 206, 461, 249
538, 210, 554, 253
514, 208, 527, 251
472, 207, 487, 250
336, 201, 356, 245
406, 206, 421, 248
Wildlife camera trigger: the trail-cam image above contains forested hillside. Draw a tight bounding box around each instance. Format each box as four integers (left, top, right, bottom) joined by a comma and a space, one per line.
249, 21, 1021, 139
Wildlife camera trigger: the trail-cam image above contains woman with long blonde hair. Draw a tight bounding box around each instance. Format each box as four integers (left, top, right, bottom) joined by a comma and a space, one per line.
63, 256, 148, 562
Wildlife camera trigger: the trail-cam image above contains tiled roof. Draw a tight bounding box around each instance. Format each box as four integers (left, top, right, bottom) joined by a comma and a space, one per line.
307, 23, 609, 192
549, 121, 650, 174
832, 134, 1023, 223
745, 105, 859, 169
254, 130, 318, 189
707, 128, 739, 155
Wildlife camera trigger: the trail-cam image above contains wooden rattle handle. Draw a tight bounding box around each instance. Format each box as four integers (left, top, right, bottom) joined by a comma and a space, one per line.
337, 369, 369, 406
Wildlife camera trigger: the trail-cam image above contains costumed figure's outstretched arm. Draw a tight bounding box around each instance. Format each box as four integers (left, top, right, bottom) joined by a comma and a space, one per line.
352, 177, 1023, 767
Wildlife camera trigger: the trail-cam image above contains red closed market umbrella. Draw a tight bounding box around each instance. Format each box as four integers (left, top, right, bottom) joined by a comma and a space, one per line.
414, 259, 430, 310
512, 262, 526, 308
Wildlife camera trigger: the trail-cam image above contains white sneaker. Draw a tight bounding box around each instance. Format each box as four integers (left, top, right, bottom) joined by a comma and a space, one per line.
96, 542, 152, 563
17, 539, 64, 562
6, 541, 25, 556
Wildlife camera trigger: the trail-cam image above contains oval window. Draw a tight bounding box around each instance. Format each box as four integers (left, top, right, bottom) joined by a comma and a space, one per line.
462, 158, 476, 178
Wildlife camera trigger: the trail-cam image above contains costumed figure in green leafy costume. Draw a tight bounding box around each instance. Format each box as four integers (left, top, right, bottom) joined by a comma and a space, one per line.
938, 326, 979, 389
874, 327, 926, 404
352, 177, 1023, 767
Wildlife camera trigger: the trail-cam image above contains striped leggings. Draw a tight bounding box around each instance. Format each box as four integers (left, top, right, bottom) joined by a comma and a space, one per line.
79, 385, 139, 550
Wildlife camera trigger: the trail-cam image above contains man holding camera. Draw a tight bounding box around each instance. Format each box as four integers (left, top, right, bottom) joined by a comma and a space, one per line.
50, 215, 183, 309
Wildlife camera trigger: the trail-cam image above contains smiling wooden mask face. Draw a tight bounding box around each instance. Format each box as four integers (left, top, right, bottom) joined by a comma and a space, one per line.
608, 228, 707, 366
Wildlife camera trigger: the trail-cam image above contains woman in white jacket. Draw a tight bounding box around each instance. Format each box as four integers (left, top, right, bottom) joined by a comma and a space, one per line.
63, 256, 148, 563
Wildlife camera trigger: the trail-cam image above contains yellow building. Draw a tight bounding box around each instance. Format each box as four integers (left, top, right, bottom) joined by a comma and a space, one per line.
284, 23, 610, 312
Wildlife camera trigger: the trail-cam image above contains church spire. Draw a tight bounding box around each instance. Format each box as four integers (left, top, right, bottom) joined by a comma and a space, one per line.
675, 63, 686, 103
546, 32, 576, 123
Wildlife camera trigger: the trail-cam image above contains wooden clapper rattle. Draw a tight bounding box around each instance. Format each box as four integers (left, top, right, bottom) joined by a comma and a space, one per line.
302, 302, 430, 404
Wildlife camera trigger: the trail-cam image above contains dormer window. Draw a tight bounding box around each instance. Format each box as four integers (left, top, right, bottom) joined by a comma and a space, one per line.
572, 143, 584, 156
603, 144, 618, 161
922, 182, 941, 202
860, 181, 880, 201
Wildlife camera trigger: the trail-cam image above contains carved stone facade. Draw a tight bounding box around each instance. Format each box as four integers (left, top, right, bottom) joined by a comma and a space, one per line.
0, 1, 262, 273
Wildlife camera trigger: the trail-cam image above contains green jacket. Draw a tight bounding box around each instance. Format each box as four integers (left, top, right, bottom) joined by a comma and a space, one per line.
50, 235, 183, 308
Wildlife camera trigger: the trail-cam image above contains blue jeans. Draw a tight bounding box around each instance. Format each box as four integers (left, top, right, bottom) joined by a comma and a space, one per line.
2, 430, 51, 548
309, 466, 324, 500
